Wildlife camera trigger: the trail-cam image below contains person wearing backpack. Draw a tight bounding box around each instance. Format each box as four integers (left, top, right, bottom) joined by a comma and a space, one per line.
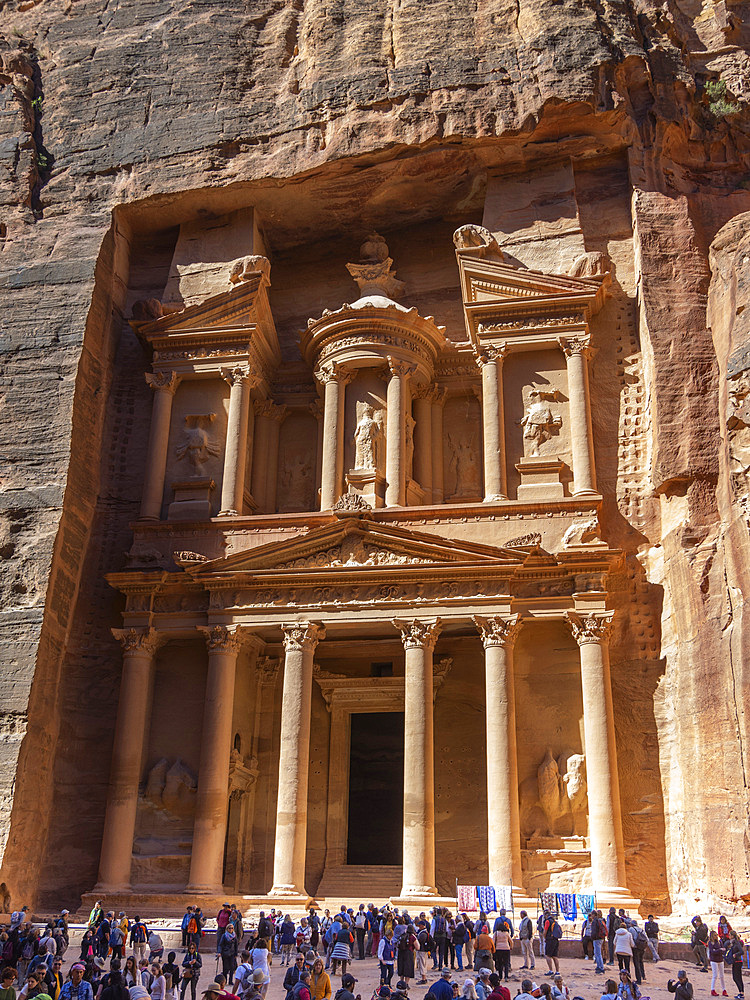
543, 915, 562, 976
628, 922, 648, 984
354, 909, 367, 962
129, 918, 149, 963
431, 911, 449, 972
108, 923, 125, 961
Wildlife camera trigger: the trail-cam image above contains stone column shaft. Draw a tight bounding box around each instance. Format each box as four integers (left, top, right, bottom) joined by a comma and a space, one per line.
97, 628, 158, 889
187, 626, 242, 892
393, 618, 441, 896
264, 405, 286, 514
431, 387, 445, 504
385, 358, 413, 507
477, 347, 507, 501
270, 622, 325, 896
474, 615, 523, 887
317, 366, 350, 510
219, 366, 253, 516
140, 372, 179, 520
560, 337, 597, 496
413, 388, 433, 499
565, 611, 626, 889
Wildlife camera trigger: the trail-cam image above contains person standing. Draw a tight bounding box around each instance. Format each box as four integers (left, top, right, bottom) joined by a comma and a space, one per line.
613, 926, 633, 975
692, 918, 709, 973
396, 928, 417, 987
708, 931, 728, 997
129, 919, 149, 964
726, 932, 744, 1000
353, 909, 367, 963
280, 918, 297, 968
543, 914, 562, 977
452, 917, 467, 973
643, 917, 659, 964
492, 926, 511, 982
718, 919, 734, 945
150, 963, 166, 1000
517, 912, 534, 971
310, 958, 330, 1000
463, 916, 474, 972
59, 965, 94, 1000
250, 939, 271, 1000
473, 928, 494, 974
180, 944, 202, 1000
606, 910, 621, 968
377, 933, 395, 987
218, 925, 239, 981
628, 923, 647, 984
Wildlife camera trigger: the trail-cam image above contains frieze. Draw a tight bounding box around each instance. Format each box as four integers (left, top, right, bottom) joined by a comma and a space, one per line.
505, 532, 542, 547
478, 313, 585, 333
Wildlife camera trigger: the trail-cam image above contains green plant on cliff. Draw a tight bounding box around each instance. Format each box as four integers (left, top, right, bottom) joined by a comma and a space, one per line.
705, 79, 740, 117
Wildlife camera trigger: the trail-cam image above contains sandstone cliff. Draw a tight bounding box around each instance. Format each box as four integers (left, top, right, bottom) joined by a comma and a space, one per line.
0, 0, 749, 911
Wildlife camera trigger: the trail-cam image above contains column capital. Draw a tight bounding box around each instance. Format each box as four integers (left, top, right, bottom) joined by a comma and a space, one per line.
253, 399, 288, 421
392, 617, 442, 650
411, 381, 434, 400
564, 610, 615, 645
145, 370, 180, 395
111, 627, 159, 654
386, 356, 416, 380
221, 364, 258, 388
430, 385, 446, 406
315, 362, 354, 387
473, 614, 522, 648
281, 621, 326, 652
558, 335, 594, 360
257, 654, 281, 681
198, 624, 243, 652
474, 342, 507, 367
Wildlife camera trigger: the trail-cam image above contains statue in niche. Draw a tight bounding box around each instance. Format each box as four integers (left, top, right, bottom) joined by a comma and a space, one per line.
405, 412, 415, 479
447, 433, 482, 498
353, 403, 383, 470
519, 749, 588, 840
175, 413, 220, 471
521, 388, 562, 457
280, 452, 313, 510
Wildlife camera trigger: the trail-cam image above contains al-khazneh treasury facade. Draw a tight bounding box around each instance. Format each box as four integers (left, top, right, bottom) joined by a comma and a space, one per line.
60, 224, 646, 915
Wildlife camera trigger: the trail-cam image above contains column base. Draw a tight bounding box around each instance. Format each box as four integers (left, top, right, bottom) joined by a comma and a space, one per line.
217, 508, 240, 517
483, 494, 508, 502
185, 884, 225, 895
92, 881, 132, 894
391, 892, 456, 908
571, 487, 600, 498
594, 886, 642, 909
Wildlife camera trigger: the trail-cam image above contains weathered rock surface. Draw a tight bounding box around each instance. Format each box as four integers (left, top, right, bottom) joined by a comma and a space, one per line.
0, 0, 749, 912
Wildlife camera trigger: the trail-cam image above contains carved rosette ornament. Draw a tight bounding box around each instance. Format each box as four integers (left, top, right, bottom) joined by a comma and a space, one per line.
473, 614, 522, 648
280, 621, 326, 652
558, 335, 593, 360
145, 370, 180, 394
564, 610, 615, 645
392, 617, 442, 650
112, 627, 159, 654
198, 624, 242, 652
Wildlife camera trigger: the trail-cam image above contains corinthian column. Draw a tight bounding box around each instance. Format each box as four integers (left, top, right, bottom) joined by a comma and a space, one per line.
559, 336, 597, 496
564, 610, 627, 890
392, 617, 441, 897
270, 622, 325, 896
385, 357, 414, 507
219, 365, 255, 516
316, 364, 353, 510
187, 625, 243, 892
96, 628, 158, 890
473, 614, 523, 888
140, 371, 180, 520
476, 345, 507, 501
412, 383, 433, 500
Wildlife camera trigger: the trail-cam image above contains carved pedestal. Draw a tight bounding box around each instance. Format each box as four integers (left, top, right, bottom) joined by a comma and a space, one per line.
406, 478, 426, 506
168, 478, 216, 520
345, 469, 386, 508
515, 457, 566, 501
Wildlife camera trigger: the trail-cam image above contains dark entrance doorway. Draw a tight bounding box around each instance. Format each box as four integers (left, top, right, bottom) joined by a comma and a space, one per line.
347, 711, 404, 865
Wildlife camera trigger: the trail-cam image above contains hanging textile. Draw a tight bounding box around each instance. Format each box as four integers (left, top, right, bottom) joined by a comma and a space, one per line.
577, 894, 596, 917
540, 892, 557, 914
493, 885, 513, 912
477, 885, 497, 913
457, 885, 478, 912
556, 893, 577, 921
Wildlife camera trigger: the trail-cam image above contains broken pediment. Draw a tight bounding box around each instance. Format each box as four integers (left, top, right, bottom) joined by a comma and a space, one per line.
187, 516, 530, 579
454, 236, 610, 354
131, 272, 281, 375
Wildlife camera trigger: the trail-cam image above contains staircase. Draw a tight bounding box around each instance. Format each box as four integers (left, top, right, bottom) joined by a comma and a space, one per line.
315, 865, 403, 902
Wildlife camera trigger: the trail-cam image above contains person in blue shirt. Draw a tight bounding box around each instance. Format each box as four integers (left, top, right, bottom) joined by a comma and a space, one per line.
59, 965, 93, 1000
492, 912, 514, 937
431, 969, 455, 1000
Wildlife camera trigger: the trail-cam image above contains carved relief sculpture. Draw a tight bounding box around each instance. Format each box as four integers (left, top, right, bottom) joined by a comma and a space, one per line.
519, 749, 588, 841
521, 388, 562, 457
175, 414, 220, 471
353, 403, 383, 470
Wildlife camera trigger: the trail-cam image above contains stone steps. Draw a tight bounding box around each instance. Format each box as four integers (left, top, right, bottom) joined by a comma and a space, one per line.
316, 865, 403, 899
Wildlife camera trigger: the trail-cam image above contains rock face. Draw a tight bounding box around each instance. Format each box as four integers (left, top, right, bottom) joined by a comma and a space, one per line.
0, 0, 749, 914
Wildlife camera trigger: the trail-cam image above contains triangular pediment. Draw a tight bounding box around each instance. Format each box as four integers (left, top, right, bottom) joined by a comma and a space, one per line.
189, 516, 531, 579
457, 254, 606, 308
133, 272, 270, 340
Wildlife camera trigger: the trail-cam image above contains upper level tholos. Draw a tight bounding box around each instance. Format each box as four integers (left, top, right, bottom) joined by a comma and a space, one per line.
131, 224, 610, 524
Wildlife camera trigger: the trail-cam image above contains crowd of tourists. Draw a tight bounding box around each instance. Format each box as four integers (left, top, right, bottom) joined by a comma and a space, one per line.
0, 900, 745, 1000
